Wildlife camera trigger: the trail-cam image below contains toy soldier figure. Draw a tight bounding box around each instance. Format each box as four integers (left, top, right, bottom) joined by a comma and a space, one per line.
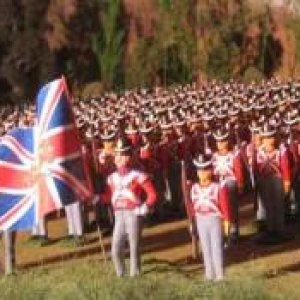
100, 136, 157, 277
255, 123, 291, 244
246, 120, 265, 231
212, 128, 244, 241
191, 153, 231, 282
158, 118, 178, 207
176, 120, 192, 165
139, 122, 160, 179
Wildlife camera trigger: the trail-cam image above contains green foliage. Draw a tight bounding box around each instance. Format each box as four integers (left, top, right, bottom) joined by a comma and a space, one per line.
257, 6, 273, 76
0, 1, 53, 102
91, 0, 124, 89
124, 38, 159, 89
1, 1, 300, 102
125, 0, 197, 88
205, 3, 247, 80
158, 0, 172, 10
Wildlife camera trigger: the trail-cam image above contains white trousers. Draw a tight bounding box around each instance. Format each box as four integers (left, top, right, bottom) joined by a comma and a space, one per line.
65, 202, 83, 236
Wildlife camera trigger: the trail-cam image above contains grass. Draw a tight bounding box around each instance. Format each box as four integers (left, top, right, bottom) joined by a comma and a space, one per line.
1, 208, 300, 300
0, 257, 294, 300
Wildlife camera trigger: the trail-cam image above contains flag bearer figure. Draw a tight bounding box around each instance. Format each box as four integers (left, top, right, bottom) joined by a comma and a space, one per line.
191, 153, 231, 282
101, 137, 157, 277
212, 128, 244, 241
255, 123, 291, 244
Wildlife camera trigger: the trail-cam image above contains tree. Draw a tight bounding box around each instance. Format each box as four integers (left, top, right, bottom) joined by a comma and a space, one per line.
91, 0, 124, 89
0, 0, 53, 103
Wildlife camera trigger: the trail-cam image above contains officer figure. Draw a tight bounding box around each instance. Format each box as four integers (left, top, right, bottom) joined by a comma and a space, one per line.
101, 137, 157, 277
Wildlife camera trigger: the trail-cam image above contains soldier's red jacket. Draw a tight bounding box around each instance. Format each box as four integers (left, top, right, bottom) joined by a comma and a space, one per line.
139, 142, 160, 175
101, 168, 157, 210
254, 146, 291, 182
189, 181, 231, 221
212, 150, 244, 189
157, 136, 178, 173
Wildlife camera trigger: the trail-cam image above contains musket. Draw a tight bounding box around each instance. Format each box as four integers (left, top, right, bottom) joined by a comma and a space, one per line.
181, 160, 198, 259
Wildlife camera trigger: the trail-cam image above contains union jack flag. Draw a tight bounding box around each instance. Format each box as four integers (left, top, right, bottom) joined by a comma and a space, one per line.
0, 77, 91, 231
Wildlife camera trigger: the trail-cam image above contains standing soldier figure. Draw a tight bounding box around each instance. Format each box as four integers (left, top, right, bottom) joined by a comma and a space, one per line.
100, 137, 157, 277
255, 123, 291, 244
191, 153, 231, 282
246, 120, 265, 232
212, 128, 244, 242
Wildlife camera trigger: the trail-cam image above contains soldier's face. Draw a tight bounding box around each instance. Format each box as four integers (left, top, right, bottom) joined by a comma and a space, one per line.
216, 140, 229, 151
115, 153, 131, 168
197, 168, 213, 184
262, 136, 276, 151
253, 134, 262, 146
104, 141, 115, 151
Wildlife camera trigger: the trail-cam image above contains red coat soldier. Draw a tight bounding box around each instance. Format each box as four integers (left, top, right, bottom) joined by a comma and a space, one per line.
191, 153, 231, 281
212, 128, 244, 241
100, 137, 157, 277
254, 123, 291, 244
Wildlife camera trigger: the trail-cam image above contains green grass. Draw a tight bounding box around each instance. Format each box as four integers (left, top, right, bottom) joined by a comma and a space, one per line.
0, 258, 291, 300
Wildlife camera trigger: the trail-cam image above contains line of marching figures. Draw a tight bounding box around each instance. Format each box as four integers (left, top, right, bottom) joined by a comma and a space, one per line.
2, 121, 300, 282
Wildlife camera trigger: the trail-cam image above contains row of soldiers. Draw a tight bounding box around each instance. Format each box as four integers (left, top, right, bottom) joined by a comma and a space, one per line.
1, 78, 300, 279
78, 80, 299, 221
2, 79, 300, 238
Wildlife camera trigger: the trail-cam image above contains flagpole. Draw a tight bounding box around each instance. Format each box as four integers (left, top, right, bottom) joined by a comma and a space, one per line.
4, 230, 15, 275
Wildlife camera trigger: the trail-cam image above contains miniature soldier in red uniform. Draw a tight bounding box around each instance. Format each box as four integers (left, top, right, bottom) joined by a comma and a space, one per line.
100, 137, 157, 277
255, 123, 291, 244
212, 128, 244, 241
246, 120, 265, 231
157, 119, 179, 208
191, 153, 231, 281
139, 123, 160, 177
